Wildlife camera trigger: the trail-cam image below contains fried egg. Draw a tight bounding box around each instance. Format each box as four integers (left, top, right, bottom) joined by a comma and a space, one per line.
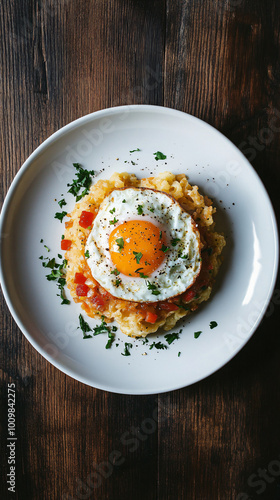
85, 187, 202, 302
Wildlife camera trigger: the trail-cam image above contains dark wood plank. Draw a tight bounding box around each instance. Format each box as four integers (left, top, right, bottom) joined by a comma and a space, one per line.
161, 1, 280, 499
0, 1, 165, 499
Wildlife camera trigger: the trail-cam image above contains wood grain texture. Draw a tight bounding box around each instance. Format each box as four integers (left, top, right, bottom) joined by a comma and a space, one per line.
1, 1, 280, 499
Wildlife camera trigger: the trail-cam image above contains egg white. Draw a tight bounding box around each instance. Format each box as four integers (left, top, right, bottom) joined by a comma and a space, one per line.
85, 187, 202, 302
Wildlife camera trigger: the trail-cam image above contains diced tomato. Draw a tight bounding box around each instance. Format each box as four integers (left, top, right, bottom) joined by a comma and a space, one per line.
79, 211, 95, 229
76, 284, 90, 296
74, 272, 87, 284
61, 239, 72, 250
145, 311, 158, 324
183, 289, 196, 303
90, 294, 106, 310
159, 302, 179, 311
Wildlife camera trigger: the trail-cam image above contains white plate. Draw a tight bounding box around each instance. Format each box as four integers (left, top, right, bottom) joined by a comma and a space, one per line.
0, 105, 278, 394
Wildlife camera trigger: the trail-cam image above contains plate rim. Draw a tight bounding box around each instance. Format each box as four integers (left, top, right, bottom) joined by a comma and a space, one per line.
0, 104, 279, 394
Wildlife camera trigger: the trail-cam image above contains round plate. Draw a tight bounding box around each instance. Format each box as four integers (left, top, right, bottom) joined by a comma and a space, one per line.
0, 105, 278, 394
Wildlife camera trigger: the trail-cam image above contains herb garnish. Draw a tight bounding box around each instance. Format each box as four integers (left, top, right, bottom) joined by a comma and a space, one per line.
111, 269, 120, 276
80, 315, 117, 348
135, 268, 149, 278
194, 331, 202, 339
147, 281, 160, 296
93, 317, 111, 336
178, 250, 189, 259
164, 331, 181, 345
114, 278, 122, 287
133, 251, 143, 264
42, 254, 70, 305
84, 250, 90, 258
137, 205, 143, 215
153, 151, 167, 161
58, 199, 67, 209
116, 237, 124, 252
54, 211, 67, 222
105, 330, 115, 349
78, 314, 92, 339
171, 238, 180, 246
149, 341, 168, 350
67, 163, 95, 201
109, 217, 118, 225
160, 244, 169, 253
129, 148, 140, 153
209, 321, 218, 329
121, 342, 133, 356
109, 207, 116, 214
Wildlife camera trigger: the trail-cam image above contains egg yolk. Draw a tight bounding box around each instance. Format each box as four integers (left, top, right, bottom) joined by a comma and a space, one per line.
109, 220, 167, 277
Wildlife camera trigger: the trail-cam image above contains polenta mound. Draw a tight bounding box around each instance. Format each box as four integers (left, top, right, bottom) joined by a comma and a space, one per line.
63, 172, 226, 337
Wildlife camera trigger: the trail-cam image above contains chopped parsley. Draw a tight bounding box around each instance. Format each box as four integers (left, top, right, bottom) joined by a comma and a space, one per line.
111, 268, 120, 276
114, 278, 122, 287
171, 238, 180, 246
178, 352, 181, 357
149, 341, 168, 350
105, 330, 115, 349
84, 250, 90, 258
209, 321, 218, 329
194, 331, 202, 339
54, 211, 67, 222
164, 331, 181, 345
121, 342, 133, 356
78, 316, 117, 348
178, 250, 189, 259
160, 244, 169, 253
93, 317, 111, 336
129, 148, 140, 153
58, 198, 67, 209
122, 199, 126, 203
135, 268, 149, 278
116, 237, 124, 252
44, 244, 50, 252
109, 217, 118, 225
147, 281, 160, 296
42, 254, 70, 305
78, 314, 92, 339
153, 151, 166, 161
137, 205, 143, 215
109, 207, 115, 214
67, 163, 95, 202
133, 251, 143, 264
149, 207, 155, 213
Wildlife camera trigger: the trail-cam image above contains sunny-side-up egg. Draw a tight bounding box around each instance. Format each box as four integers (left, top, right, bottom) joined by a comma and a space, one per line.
85, 187, 202, 302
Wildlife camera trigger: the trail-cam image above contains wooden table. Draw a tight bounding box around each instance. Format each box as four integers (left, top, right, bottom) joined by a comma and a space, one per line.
1, 1, 280, 499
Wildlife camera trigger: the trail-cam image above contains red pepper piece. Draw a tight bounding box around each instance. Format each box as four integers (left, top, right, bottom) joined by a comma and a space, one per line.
74, 272, 87, 284
79, 211, 94, 229
61, 239, 72, 250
